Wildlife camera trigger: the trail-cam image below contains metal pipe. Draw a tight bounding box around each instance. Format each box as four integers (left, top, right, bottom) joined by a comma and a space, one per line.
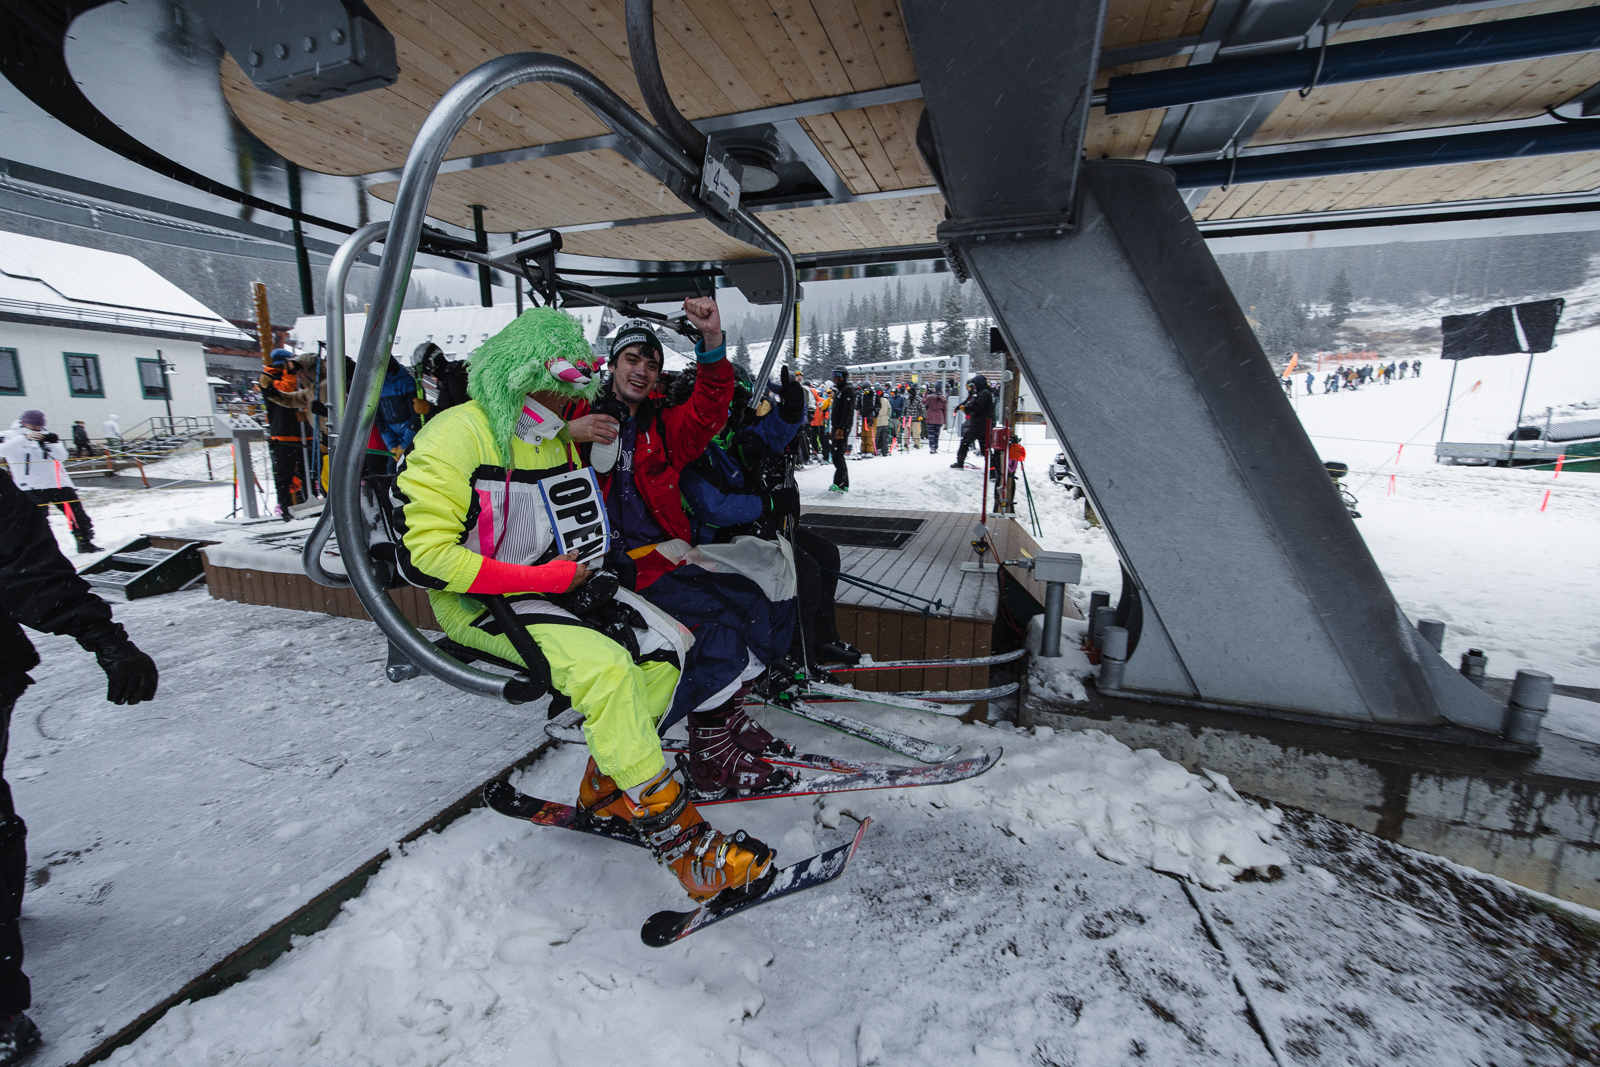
1171, 120, 1600, 191
1040, 581, 1065, 658
305, 220, 389, 590
1416, 618, 1446, 653
1503, 668, 1553, 744
338, 52, 797, 701
1104, 7, 1600, 116
1099, 626, 1129, 689
286, 162, 315, 316
625, 0, 708, 159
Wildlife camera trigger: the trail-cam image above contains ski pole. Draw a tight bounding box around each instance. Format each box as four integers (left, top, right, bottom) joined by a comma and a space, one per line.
821, 566, 946, 616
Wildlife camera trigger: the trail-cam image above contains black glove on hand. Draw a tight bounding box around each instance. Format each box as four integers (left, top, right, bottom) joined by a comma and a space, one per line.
779, 366, 803, 424
311, 400, 329, 417
94, 640, 159, 705
42, 432, 59, 444
768, 485, 801, 520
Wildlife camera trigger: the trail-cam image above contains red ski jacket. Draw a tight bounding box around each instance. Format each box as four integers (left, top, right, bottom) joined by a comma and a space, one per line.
566, 353, 733, 584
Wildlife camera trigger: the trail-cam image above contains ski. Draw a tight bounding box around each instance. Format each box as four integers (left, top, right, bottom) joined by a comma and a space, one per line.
641, 818, 871, 947
545, 705, 959, 768
689, 746, 999, 804
481, 778, 647, 848
659, 738, 910, 775
793, 680, 973, 717
759, 698, 960, 764
794, 681, 1019, 708
830, 649, 1027, 673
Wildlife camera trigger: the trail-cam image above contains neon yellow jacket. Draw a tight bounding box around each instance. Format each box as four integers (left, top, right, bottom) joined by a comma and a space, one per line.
393, 399, 579, 594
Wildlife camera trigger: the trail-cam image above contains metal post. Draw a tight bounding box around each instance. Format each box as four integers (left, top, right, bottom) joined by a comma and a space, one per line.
1503, 668, 1553, 744
1438, 359, 1460, 445
1509, 353, 1536, 465
1099, 626, 1129, 689
1416, 618, 1445, 652
1040, 582, 1065, 657
1091, 605, 1116, 648
1459, 648, 1488, 688
473, 205, 492, 307
511, 232, 523, 315
156, 348, 173, 424
286, 162, 315, 316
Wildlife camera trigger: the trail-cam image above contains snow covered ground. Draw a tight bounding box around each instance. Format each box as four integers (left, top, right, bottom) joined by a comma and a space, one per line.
11, 306, 1599, 1065
101, 727, 1600, 1067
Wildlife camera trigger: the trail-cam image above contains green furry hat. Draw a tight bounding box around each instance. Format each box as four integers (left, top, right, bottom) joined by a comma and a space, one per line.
467, 308, 603, 461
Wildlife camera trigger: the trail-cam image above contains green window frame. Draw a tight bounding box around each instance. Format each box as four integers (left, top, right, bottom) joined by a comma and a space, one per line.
0, 348, 21, 396
136, 357, 169, 399
64, 352, 103, 398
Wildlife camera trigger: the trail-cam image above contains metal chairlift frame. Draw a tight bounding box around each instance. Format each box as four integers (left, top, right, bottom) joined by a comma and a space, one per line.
312, 49, 798, 703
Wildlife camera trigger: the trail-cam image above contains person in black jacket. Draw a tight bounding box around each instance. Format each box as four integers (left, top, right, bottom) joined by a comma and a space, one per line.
952, 374, 995, 469
828, 368, 855, 492
0, 468, 158, 1064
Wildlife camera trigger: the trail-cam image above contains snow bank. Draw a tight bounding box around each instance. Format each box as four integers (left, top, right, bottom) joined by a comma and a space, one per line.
938, 726, 1290, 890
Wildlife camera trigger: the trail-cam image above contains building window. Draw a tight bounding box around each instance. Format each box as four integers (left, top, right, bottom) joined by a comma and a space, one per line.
0, 349, 21, 395
137, 357, 169, 399
64, 352, 103, 397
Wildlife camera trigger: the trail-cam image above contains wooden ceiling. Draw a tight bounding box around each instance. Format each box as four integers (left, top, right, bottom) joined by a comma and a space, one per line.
219, 0, 1600, 262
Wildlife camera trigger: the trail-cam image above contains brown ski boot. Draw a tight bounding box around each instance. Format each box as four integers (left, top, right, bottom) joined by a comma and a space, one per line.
686, 700, 797, 796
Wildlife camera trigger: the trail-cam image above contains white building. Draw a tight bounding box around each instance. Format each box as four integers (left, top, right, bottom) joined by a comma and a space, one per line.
0, 231, 249, 435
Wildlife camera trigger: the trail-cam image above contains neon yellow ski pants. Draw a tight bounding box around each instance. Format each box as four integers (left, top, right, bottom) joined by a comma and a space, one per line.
430, 590, 675, 790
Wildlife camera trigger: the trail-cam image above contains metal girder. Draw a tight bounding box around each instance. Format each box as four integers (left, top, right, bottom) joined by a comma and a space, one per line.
901, 2, 1503, 733
1104, 7, 1600, 115
1170, 117, 1600, 188
954, 162, 1504, 731
901, 0, 1105, 226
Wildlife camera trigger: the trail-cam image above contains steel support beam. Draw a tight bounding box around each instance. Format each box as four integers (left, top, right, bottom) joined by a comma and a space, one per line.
1170, 118, 1600, 188
1104, 6, 1600, 114
959, 162, 1503, 730
902, 1, 1503, 733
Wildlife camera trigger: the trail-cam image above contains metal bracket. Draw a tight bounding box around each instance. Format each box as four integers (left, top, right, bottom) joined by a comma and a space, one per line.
385, 639, 423, 683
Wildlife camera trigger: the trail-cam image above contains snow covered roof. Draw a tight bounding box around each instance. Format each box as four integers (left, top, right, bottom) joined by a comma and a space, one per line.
293, 303, 617, 364
0, 230, 248, 342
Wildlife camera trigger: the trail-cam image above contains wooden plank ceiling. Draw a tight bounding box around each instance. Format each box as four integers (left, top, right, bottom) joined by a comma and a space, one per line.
219, 0, 1600, 261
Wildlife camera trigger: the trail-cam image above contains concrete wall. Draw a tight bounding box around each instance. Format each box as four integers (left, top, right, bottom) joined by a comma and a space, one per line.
1028, 699, 1600, 910
0, 321, 212, 434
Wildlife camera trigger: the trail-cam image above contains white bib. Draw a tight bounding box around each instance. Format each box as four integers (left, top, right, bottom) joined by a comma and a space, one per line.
537, 467, 609, 565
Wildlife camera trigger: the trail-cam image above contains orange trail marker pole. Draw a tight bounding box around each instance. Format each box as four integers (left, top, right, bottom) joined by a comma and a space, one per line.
1540, 490, 1551, 512
1554, 454, 1566, 478
1387, 474, 1396, 496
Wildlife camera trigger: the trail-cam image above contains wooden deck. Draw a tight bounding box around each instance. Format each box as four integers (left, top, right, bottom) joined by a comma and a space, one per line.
804, 507, 1056, 700
193, 510, 1064, 707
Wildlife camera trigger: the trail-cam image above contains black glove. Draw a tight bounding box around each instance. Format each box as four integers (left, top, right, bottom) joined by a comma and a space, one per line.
779, 366, 803, 424
768, 485, 800, 520
93, 639, 159, 705
42, 432, 59, 444
311, 400, 329, 417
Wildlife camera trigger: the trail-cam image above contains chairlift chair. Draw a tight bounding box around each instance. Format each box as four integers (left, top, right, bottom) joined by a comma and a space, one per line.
303, 26, 799, 706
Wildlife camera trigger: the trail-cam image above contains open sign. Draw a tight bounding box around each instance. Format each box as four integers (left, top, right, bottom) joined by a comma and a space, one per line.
538, 467, 610, 565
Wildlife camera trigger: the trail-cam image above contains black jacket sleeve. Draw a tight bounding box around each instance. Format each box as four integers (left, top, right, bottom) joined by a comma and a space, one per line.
0, 468, 122, 655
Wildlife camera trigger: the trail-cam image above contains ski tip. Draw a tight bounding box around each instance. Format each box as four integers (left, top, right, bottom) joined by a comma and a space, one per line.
641, 908, 698, 948
482, 777, 518, 814
848, 815, 872, 857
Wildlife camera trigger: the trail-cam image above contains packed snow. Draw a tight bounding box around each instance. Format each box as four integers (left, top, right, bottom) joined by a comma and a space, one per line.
10, 301, 1600, 1065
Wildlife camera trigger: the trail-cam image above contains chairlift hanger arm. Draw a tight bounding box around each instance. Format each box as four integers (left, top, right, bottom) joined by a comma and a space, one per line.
335, 51, 795, 703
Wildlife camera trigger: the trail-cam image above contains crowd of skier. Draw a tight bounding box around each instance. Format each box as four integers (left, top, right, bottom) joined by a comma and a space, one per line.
1288, 357, 1424, 395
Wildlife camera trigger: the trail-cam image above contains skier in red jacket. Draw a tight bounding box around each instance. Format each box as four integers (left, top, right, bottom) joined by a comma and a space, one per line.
566, 299, 798, 795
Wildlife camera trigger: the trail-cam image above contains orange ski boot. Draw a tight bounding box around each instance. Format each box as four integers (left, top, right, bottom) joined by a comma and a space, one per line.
626, 767, 777, 909
574, 756, 639, 834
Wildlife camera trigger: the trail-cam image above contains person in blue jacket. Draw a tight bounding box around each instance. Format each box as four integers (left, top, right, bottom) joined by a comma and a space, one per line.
675, 365, 862, 672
